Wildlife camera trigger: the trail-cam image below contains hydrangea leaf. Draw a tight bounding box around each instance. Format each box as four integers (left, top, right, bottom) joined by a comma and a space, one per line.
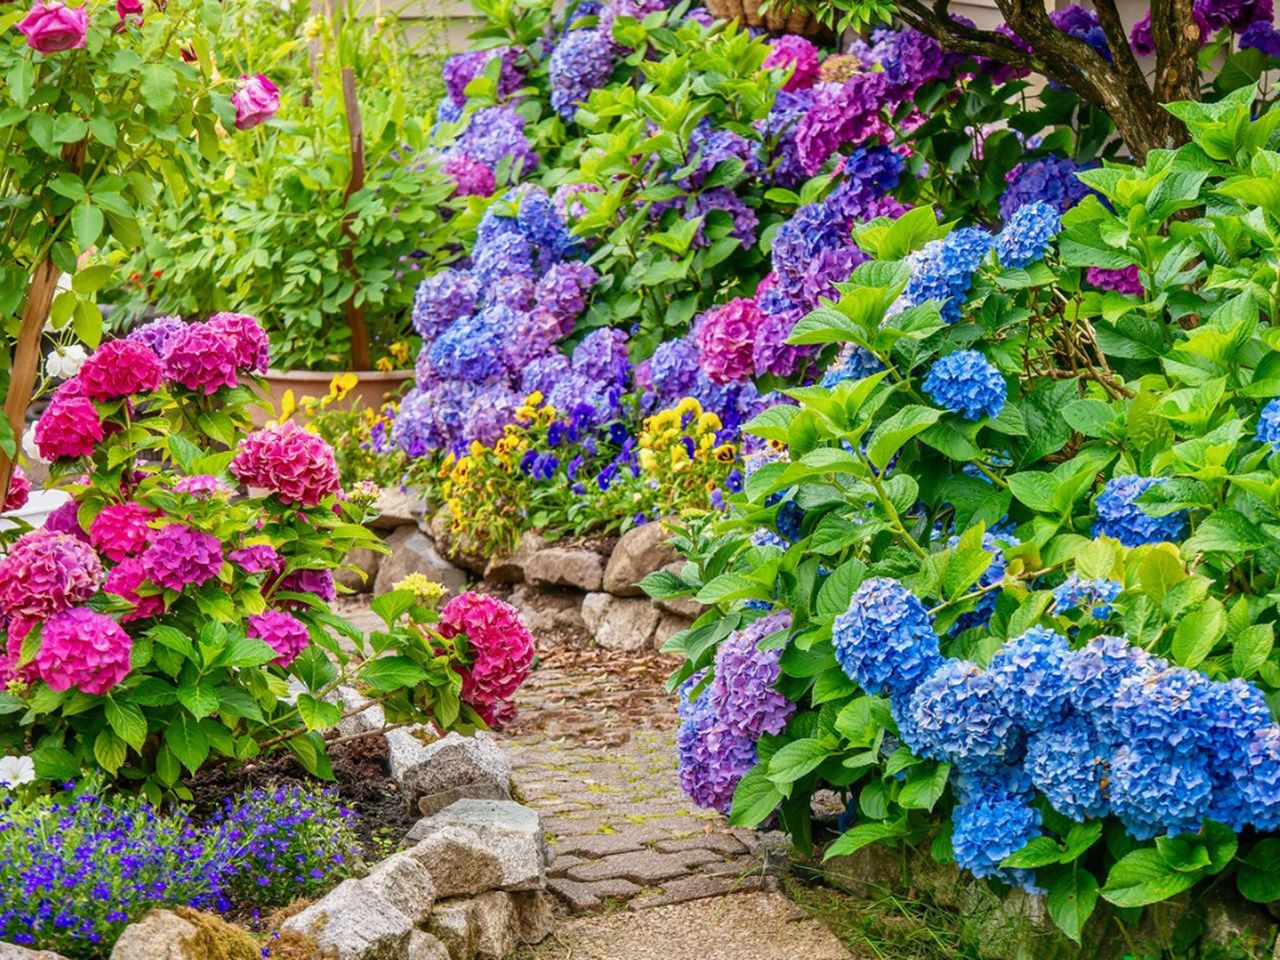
1046, 868, 1099, 944
1100, 849, 1202, 907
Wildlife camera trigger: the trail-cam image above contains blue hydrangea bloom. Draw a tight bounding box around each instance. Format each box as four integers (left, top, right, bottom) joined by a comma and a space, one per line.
1240, 727, 1280, 832
428, 310, 511, 382
1111, 666, 1219, 758
923, 350, 1007, 421
709, 611, 796, 738
899, 228, 993, 324
821, 343, 885, 388
899, 660, 1021, 773
1053, 574, 1122, 619
832, 578, 943, 699
750, 528, 789, 550
994, 201, 1060, 268
1092, 475, 1189, 546
517, 188, 575, 263
1062, 634, 1165, 739
1109, 744, 1213, 840
472, 231, 536, 288
1025, 713, 1111, 821
950, 777, 1043, 888
988, 627, 1072, 732
549, 27, 615, 121
1256, 398, 1280, 450
947, 531, 1012, 632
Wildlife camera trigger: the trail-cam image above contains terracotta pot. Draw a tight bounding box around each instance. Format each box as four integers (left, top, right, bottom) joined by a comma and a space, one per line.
252, 368, 414, 427
704, 0, 825, 36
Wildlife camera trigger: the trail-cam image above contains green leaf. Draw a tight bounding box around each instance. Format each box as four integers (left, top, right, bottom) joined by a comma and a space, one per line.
1100, 849, 1201, 907
104, 699, 147, 751
897, 761, 950, 811
822, 817, 908, 860
286, 730, 335, 779
1184, 510, 1271, 554
815, 559, 866, 620
767, 738, 832, 785
1232, 623, 1274, 679
359, 656, 430, 693
1171, 598, 1226, 668
139, 64, 178, 109
1002, 836, 1069, 869
1006, 472, 1057, 512
71, 205, 104, 251
728, 766, 783, 827
176, 683, 220, 720
866, 405, 941, 472
94, 729, 128, 774
1236, 839, 1280, 904
297, 694, 343, 731
165, 714, 210, 774
32, 743, 80, 780
1047, 869, 1098, 944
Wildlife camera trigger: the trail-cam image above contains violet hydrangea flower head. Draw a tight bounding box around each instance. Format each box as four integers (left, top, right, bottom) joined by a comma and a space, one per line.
412, 269, 480, 340
163, 321, 240, 394
1241, 19, 1280, 56
0, 530, 103, 621
229, 543, 285, 577
207, 312, 270, 374
437, 591, 536, 726
173, 474, 232, 499
572, 328, 631, 386
535, 261, 597, 323
247, 610, 310, 668
1092, 475, 1189, 546
1085, 265, 1143, 295
851, 27, 957, 99
142, 524, 224, 592
695, 298, 762, 384
465, 383, 523, 447
41, 497, 88, 542
709, 610, 795, 738
751, 305, 810, 378
675, 691, 759, 814
763, 35, 819, 91
999, 154, 1092, 219
78, 339, 163, 401
88, 503, 156, 563
32, 607, 132, 696
832, 578, 943, 699
795, 71, 892, 175
442, 46, 524, 107
429, 311, 513, 383
995, 201, 1059, 268
127, 314, 185, 356
549, 27, 615, 121
923, 350, 1007, 421
230, 421, 342, 507
452, 106, 538, 179
280, 569, 337, 603
34, 390, 103, 460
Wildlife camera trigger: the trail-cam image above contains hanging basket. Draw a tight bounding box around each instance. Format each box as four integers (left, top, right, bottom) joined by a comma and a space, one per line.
704, 0, 825, 36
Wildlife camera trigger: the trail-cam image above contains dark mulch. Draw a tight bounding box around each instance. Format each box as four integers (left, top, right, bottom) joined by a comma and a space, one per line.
186, 733, 417, 858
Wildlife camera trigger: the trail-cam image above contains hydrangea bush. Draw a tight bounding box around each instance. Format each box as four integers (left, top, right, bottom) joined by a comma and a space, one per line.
0, 314, 535, 797
647, 92, 1280, 948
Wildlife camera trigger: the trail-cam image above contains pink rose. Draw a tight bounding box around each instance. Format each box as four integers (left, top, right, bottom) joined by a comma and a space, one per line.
116, 0, 142, 17
232, 74, 280, 131
17, 1, 88, 54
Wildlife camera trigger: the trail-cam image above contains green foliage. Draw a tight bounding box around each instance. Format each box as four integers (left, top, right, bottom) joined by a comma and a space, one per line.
652, 90, 1280, 946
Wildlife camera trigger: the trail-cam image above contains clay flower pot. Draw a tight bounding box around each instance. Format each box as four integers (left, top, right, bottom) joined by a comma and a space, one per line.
252, 368, 413, 427
705, 0, 825, 36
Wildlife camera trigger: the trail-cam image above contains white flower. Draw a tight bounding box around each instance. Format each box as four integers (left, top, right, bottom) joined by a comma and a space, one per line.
0, 754, 36, 788
45, 344, 87, 379
21, 424, 46, 465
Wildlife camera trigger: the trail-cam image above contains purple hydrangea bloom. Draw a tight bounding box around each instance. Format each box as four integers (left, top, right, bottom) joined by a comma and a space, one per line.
549, 28, 615, 121
709, 611, 796, 738
442, 46, 524, 107
1092, 475, 1189, 546
1241, 19, 1280, 57
832, 578, 944, 699
521, 352, 574, 399
453, 107, 538, 178
472, 232, 536, 288
412, 269, 480, 340
999, 155, 1092, 219
1086, 265, 1143, 295
127, 315, 185, 357
141, 524, 223, 591
572, 328, 631, 386
923, 350, 1007, 421
683, 122, 760, 188
465, 383, 523, 446
280, 569, 337, 603
536, 262, 597, 324
795, 72, 892, 175
675, 691, 759, 814
1049, 4, 1110, 59
850, 27, 958, 99
760, 89, 814, 187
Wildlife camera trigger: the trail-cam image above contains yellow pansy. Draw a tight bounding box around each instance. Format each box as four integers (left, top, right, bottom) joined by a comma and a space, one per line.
329, 372, 359, 400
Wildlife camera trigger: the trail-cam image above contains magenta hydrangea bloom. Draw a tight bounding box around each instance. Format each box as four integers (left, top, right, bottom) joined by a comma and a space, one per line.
77, 339, 163, 401
1086, 265, 1143, 296
796, 72, 892, 174
173, 474, 232, 498
0, 530, 103, 621
280, 569, 337, 603
443, 153, 497, 198
34, 391, 103, 460
32, 607, 132, 696
162, 321, 240, 394
229, 544, 285, 577
104, 557, 165, 623
88, 503, 157, 563
438, 592, 536, 726
3, 465, 31, 513
141, 524, 224, 591
710, 611, 796, 738
207, 312, 270, 374
230, 421, 342, 507
247, 610, 310, 668
696, 298, 763, 384
41, 498, 88, 542
763, 35, 819, 91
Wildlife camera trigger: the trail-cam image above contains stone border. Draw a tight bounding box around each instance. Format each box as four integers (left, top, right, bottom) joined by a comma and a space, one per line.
359, 494, 702, 656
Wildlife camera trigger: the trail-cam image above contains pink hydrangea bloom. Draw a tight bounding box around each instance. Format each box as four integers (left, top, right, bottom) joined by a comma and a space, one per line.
443, 153, 496, 198
695, 298, 763, 384
162, 322, 240, 394
104, 557, 166, 623
42, 498, 89, 542
33, 607, 132, 696
229, 544, 285, 577
1086, 265, 1143, 296
0, 530, 102, 621
2, 617, 37, 686
763, 36, 820, 91
3, 465, 31, 513
438, 592, 535, 726
174, 474, 232, 498
34, 392, 103, 460
88, 503, 157, 562
230, 421, 341, 507
246, 610, 309, 667
207, 313, 270, 374
78, 339, 163, 401
141, 524, 224, 591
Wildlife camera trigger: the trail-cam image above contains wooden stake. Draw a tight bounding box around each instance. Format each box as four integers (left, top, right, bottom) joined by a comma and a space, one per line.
339, 64, 370, 371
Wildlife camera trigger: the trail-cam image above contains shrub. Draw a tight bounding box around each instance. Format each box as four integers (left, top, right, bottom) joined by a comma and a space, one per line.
0, 315, 534, 795
650, 90, 1280, 946
0, 780, 357, 958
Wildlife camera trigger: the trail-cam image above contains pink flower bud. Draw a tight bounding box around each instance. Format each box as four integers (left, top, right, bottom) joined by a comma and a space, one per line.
17, 1, 88, 54
116, 0, 142, 20
232, 74, 280, 131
